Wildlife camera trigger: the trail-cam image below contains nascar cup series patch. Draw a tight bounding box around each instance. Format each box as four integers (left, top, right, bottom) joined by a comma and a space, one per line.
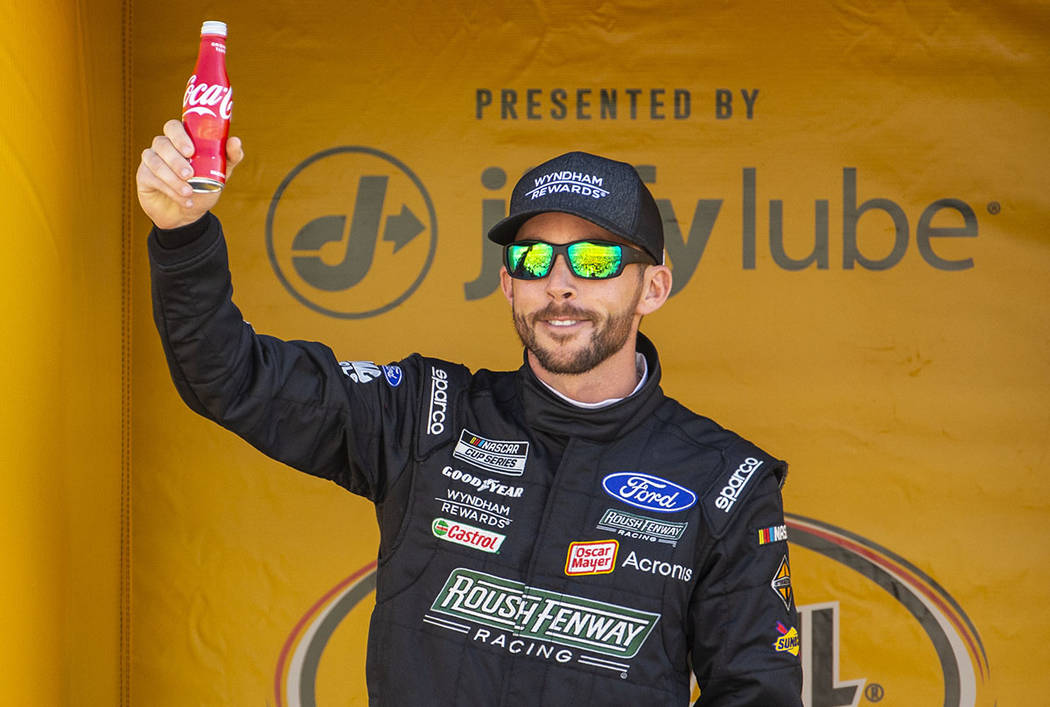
452, 429, 529, 476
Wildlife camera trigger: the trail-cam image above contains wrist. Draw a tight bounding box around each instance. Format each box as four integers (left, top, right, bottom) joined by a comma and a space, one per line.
154, 212, 211, 249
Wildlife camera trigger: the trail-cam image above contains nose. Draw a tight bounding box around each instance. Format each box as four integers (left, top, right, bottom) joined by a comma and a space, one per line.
544, 252, 577, 300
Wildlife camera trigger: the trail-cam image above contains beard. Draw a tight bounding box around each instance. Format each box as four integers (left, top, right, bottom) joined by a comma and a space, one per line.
512, 288, 642, 375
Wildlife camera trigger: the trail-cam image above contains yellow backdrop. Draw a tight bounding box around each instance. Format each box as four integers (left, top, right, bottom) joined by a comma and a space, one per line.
4, 1, 1047, 705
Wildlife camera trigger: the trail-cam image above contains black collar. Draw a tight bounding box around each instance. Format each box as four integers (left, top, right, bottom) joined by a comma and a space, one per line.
517, 333, 665, 443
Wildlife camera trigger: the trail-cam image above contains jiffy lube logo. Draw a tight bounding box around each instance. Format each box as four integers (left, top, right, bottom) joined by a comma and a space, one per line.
524, 171, 610, 200
266, 147, 437, 319
601, 472, 697, 513
182, 75, 233, 119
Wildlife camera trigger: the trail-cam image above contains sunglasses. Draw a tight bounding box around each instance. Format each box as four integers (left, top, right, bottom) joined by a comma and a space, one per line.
504, 239, 654, 280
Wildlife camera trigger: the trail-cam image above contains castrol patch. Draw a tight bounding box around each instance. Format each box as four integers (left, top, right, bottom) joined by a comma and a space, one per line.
432, 518, 505, 554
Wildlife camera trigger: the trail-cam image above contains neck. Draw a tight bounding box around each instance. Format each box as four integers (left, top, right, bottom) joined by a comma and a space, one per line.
527, 334, 641, 404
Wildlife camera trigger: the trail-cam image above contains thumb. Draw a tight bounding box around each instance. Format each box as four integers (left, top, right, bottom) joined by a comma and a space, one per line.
225, 136, 245, 179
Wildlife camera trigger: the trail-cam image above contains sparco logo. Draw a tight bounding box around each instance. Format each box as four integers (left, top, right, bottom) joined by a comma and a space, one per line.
266, 146, 437, 318
453, 429, 529, 476
427, 367, 448, 435
601, 472, 697, 513
430, 568, 660, 658
715, 457, 763, 512
182, 75, 233, 119
524, 171, 610, 200
431, 518, 504, 553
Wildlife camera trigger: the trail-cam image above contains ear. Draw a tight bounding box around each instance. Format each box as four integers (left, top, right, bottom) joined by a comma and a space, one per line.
636, 264, 672, 316
499, 265, 514, 304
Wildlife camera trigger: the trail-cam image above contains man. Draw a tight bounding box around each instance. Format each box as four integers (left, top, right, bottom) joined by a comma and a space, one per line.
139, 122, 803, 705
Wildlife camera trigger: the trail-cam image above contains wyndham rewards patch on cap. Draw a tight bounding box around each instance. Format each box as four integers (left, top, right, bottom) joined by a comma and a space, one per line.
487, 151, 664, 264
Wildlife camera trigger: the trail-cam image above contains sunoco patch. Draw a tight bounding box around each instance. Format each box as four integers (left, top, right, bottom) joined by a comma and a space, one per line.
773, 621, 800, 656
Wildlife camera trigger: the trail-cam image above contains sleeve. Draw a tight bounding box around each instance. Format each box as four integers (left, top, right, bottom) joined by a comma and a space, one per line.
147, 212, 418, 502
688, 460, 803, 706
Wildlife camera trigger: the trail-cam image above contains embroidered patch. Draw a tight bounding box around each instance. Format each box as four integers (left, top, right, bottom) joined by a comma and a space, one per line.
757, 524, 788, 545
771, 555, 794, 611
774, 621, 800, 656
601, 472, 697, 513
452, 429, 529, 476
565, 540, 619, 576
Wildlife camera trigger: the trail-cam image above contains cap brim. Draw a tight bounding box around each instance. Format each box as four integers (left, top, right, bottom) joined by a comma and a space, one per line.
487, 207, 636, 248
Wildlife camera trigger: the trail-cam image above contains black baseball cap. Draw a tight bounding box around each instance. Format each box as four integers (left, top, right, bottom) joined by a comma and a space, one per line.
486, 151, 665, 265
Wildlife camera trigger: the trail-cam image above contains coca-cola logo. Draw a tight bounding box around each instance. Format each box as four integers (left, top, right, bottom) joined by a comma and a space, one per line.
182, 74, 233, 120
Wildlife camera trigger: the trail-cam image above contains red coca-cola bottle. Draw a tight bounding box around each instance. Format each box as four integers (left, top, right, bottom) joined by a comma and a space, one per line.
182, 20, 232, 192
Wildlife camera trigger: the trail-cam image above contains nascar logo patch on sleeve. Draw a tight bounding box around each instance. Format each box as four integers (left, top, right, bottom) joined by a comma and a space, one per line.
757, 524, 788, 545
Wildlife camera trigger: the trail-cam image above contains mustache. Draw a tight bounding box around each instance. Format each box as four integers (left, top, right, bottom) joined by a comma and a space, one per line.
531, 303, 596, 322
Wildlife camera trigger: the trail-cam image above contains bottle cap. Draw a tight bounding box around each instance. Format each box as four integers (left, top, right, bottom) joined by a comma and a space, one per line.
201, 21, 227, 37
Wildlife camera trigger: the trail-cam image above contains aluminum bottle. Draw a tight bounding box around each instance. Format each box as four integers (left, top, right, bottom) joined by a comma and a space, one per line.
182, 20, 232, 192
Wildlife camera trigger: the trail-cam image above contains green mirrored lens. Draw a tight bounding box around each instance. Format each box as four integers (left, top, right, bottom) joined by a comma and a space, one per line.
508, 243, 554, 277
567, 242, 622, 278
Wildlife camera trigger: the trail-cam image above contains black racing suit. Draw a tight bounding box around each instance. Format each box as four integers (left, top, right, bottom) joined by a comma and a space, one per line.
148, 213, 803, 706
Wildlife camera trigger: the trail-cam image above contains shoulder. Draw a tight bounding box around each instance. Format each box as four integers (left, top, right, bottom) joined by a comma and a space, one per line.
653, 396, 782, 466
405, 356, 518, 397
653, 395, 788, 538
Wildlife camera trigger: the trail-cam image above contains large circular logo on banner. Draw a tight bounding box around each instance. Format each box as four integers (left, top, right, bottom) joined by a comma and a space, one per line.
274, 517, 990, 706
266, 147, 437, 318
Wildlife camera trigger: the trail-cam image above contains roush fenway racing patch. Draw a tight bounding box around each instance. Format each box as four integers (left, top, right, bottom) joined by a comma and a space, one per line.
429, 568, 660, 658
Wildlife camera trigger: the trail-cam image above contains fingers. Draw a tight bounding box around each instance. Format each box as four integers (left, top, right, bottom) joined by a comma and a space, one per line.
140, 136, 194, 199
136, 157, 193, 207
163, 119, 194, 158
139, 122, 243, 200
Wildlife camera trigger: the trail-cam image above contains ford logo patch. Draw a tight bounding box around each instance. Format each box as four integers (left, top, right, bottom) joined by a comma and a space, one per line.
382, 364, 403, 387
601, 472, 697, 513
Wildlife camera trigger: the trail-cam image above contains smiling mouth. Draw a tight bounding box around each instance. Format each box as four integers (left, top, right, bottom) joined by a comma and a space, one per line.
546, 319, 581, 327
